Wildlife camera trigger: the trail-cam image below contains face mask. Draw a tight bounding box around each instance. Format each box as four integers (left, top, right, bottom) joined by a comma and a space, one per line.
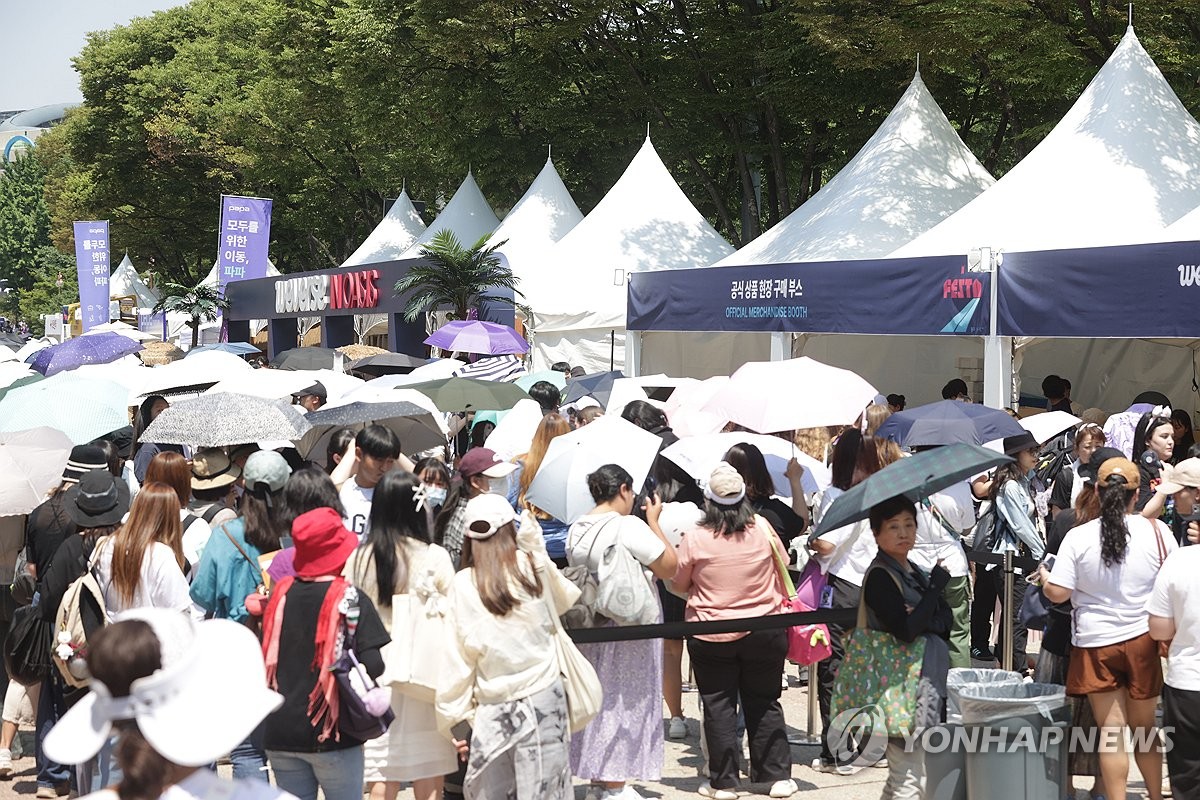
489, 476, 510, 494
424, 484, 448, 507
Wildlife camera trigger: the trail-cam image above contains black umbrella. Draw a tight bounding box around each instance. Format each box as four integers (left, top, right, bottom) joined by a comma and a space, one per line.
349, 353, 426, 377
563, 371, 624, 406
272, 346, 339, 371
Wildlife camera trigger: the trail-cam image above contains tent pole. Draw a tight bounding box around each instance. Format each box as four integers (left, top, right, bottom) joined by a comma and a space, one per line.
610, 329, 616, 371
626, 330, 642, 377
980, 248, 1012, 408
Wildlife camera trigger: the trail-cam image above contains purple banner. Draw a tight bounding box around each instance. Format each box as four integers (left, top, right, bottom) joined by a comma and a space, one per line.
73, 221, 110, 332
216, 195, 272, 295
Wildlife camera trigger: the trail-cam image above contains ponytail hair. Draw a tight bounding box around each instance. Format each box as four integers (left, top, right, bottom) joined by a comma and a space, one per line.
1097, 478, 1135, 567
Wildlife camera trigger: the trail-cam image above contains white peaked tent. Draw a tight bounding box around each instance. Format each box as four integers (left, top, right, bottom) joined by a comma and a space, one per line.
487, 156, 583, 291
341, 189, 427, 267
894, 27, 1200, 258
183, 259, 284, 345
1163, 203, 1200, 239
526, 137, 734, 373
109, 253, 160, 309
400, 172, 501, 258
689, 71, 996, 397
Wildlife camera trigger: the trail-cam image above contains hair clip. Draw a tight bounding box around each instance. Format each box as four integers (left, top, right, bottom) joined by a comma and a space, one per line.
1152, 405, 1172, 419
412, 482, 429, 513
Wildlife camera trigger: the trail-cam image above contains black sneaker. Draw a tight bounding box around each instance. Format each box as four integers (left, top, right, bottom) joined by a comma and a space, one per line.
971, 646, 996, 661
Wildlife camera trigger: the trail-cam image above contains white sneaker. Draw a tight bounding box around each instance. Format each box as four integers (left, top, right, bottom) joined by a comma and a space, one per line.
769, 778, 798, 798
603, 787, 646, 800
697, 782, 737, 800
668, 716, 688, 738
0, 748, 11, 778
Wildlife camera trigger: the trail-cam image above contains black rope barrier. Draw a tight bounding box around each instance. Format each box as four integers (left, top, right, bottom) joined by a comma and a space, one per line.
565, 607, 857, 643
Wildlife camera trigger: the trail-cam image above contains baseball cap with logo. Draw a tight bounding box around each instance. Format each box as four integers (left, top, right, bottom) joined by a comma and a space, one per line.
458, 447, 518, 480
1098, 457, 1140, 486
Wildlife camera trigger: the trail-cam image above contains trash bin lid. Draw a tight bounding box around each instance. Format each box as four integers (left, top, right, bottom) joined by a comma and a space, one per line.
957, 682, 1066, 725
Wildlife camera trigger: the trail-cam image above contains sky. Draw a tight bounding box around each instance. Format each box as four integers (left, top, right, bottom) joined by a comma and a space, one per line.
0, 0, 186, 111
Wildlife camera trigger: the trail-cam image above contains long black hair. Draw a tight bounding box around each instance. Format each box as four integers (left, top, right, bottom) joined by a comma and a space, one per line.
1133, 411, 1172, 462
130, 395, 166, 459
355, 470, 430, 608
829, 430, 862, 491
1098, 477, 1136, 567
987, 461, 1028, 504
723, 443, 775, 500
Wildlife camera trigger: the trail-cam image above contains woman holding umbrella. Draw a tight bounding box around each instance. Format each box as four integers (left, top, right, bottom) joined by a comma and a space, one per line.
131, 395, 184, 483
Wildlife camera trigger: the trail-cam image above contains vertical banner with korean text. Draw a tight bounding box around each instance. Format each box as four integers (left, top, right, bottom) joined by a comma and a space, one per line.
216, 195, 273, 296
73, 221, 110, 333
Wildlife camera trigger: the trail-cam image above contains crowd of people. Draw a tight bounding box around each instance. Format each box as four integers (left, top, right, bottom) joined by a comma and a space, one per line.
3, 365, 1200, 800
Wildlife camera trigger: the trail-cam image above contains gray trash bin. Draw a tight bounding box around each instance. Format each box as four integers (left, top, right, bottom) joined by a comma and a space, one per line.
958, 682, 1070, 800
924, 670, 1025, 800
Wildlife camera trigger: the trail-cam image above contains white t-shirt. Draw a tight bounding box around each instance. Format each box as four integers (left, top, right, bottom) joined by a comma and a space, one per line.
93, 540, 194, 621
566, 512, 666, 571
910, 482, 974, 578
1146, 545, 1200, 690
1050, 515, 1176, 648
813, 487, 875, 586
81, 765, 296, 800
339, 479, 374, 538
180, 510, 213, 569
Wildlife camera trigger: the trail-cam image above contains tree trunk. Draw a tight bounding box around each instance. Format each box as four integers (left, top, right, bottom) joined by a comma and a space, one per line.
190, 319, 200, 349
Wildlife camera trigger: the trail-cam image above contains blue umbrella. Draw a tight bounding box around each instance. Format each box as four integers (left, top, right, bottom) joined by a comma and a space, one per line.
875, 400, 1026, 447
563, 371, 624, 406
516, 370, 567, 392
187, 342, 262, 357
0, 373, 131, 443
29, 333, 144, 377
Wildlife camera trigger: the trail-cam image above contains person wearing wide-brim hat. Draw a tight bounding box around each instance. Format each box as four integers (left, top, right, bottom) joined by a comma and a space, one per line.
259, 508, 390, 800
189, 449, 241, 529
44, 608, 292, 800
981, 431, 1047, 674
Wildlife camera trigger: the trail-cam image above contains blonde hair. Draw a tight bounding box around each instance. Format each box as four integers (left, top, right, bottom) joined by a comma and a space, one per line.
864, 405, 892, 437
793, 427, 833, 464
517, 414, 572, 513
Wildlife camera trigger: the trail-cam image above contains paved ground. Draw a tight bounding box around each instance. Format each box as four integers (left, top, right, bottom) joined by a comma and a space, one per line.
0, 660, 1160, 799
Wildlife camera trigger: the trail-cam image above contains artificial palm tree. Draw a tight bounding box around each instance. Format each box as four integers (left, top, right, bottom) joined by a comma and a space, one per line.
152, 280, 229, 348
394, 230, 526, 323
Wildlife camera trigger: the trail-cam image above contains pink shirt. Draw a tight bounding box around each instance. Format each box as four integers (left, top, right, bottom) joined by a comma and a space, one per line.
672, 518, 786, 642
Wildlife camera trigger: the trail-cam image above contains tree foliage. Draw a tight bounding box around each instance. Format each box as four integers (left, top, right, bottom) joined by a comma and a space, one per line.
153, 280, 229, 347
394, 230, 525, 321
23, 0, 1200, 281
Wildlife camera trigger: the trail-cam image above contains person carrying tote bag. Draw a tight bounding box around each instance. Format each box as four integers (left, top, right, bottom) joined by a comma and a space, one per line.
831, 495, 951, 800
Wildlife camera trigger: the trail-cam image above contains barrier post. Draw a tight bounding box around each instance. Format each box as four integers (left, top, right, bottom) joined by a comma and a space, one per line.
1002, 550, 1014, 672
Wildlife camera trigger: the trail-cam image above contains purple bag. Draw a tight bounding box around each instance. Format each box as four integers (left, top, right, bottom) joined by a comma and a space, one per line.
795, 558, 828, 611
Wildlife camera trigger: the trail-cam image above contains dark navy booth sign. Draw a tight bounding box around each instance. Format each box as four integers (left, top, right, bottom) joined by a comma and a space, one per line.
627, 255, 989, 336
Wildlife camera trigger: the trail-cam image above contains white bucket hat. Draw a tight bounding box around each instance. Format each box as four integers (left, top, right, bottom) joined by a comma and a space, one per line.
44, 609, 281, 767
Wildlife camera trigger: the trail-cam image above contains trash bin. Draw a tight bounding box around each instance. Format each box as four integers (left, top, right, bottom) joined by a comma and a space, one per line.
959, 682, 1070, 800
925, 670, 1024, 800
947, 668, 1025, 724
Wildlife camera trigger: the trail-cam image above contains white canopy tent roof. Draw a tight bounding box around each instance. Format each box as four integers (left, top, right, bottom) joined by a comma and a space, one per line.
893, 27, 1200, 258
715, 70, 995, 267
643, 73, 996, 395
109, 253, 160, 308
487, 156, 583, 290
527, 137, 733, 372
1162, 203, 1200, 239
399, 172, 500, 258
888, 29, 1200, 413
341, 189, 427, 267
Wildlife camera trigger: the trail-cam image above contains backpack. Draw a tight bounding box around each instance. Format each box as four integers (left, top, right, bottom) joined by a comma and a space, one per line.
52, 537, 110, 688
565, 515, 658, 627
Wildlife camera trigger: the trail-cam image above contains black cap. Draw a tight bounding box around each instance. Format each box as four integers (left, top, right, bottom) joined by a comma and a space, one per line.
1077, 446, 1125, 484
297, 381, 327, 400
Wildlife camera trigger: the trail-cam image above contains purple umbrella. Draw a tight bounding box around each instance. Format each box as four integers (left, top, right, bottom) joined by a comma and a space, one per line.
29, 333, 145, 377
424, 320, 529, 355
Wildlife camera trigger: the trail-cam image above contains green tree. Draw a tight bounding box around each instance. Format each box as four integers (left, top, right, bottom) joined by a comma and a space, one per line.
152, 280, 228, 347
0, 151, 53, 300
393, 231, 525, 322
18, 247, 79, 323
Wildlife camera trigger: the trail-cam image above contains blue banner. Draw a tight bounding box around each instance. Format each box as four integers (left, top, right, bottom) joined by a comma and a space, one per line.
73, 220, 110, 332
997, 240, 1200, 337
217, 195, 272, 295
627, 255, 989, 336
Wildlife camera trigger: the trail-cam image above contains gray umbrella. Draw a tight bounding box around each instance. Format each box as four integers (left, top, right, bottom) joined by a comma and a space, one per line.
296, 398, 448, 462
138, 392, 312, 447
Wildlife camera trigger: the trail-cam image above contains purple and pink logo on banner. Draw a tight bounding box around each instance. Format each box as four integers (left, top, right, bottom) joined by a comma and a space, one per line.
73, 220, 110, 332
216, 195, 272, 297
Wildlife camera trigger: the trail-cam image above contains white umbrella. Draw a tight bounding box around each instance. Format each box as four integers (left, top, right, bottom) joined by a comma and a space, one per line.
81, 321, 158, 342
206, 370, 314, 401
134, 350, 253, 400
1020, 410, 1083, 445
525, 415, 662, 523
484, 399, 545, 461
660, 432, 830, 498
0, 345, 16, 364
664, 376, 729, 437
703, 357, 877, 433
139, 392, 311, 447
15, 338, 52, 363
0, 427, 74, 515
0, 362, 37, 390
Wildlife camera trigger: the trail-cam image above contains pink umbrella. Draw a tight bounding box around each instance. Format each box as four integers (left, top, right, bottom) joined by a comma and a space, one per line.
424, 321, 528, 355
